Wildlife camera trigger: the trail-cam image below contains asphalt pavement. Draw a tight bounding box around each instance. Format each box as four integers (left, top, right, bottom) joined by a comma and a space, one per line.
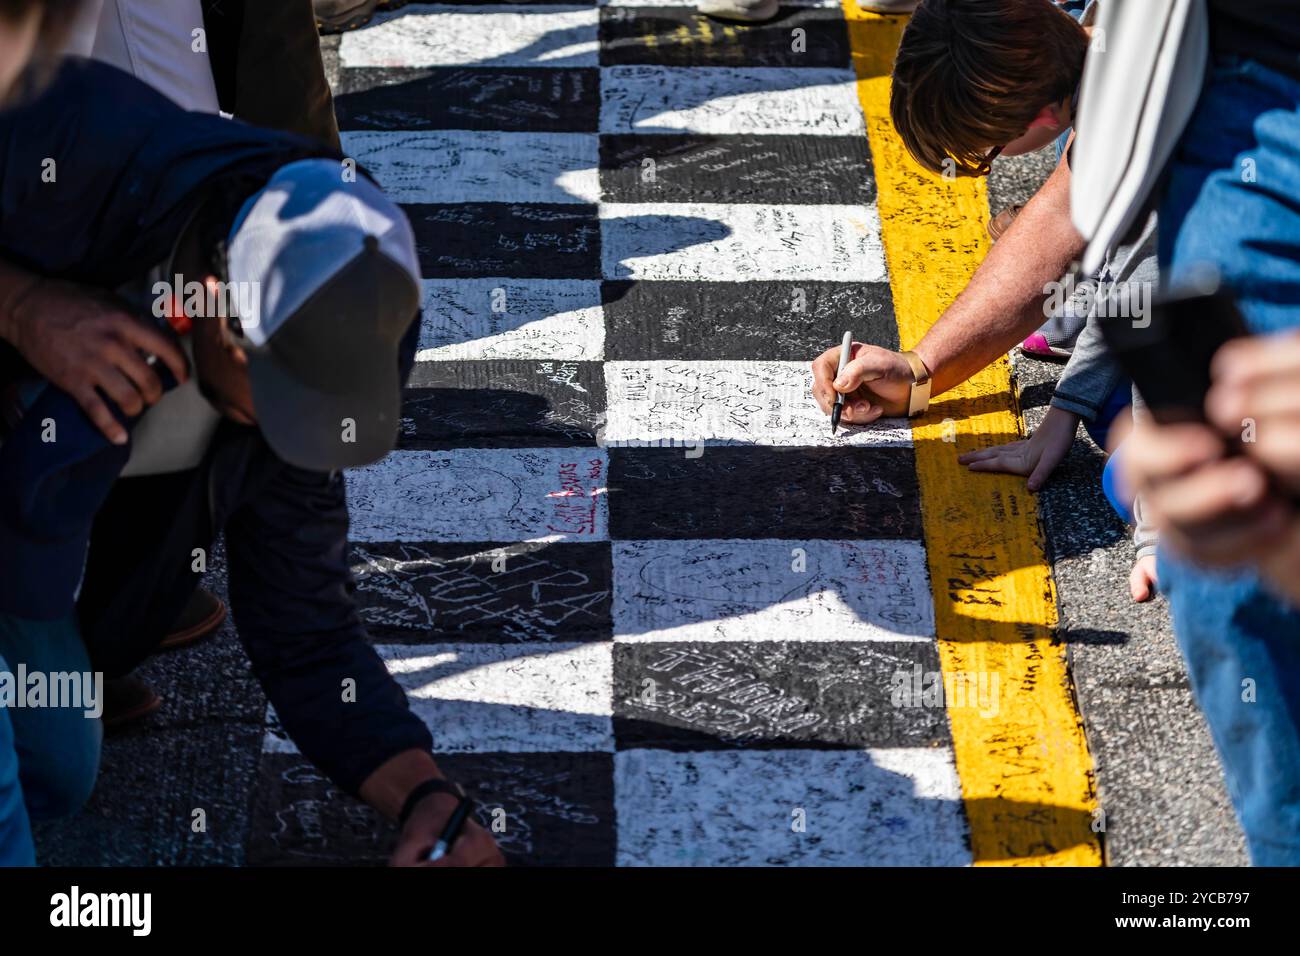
32, 5, 1246, 867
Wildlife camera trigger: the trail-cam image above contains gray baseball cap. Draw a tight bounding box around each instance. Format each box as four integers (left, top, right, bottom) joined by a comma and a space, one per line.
226, 159, 421, 471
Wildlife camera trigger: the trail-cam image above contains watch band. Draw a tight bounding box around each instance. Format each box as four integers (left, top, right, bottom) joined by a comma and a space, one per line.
399, 777, 465, 828
900, 350, 932, 418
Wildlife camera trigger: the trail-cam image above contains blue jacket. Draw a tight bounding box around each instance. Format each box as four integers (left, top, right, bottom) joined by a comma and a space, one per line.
0, 59, 431, 795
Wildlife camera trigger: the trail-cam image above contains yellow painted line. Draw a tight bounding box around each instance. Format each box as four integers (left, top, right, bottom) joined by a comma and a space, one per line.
842, 5, 1102, 866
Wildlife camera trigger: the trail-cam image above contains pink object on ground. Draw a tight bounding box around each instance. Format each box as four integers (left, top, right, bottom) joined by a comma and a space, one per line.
1020, 332, 1072, 361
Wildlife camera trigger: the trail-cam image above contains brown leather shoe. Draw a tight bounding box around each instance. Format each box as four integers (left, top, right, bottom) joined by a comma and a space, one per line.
102, 676, 162, 731
315, 0, 378, 34
158, 588, 226, 652
987, 203, 1025, 242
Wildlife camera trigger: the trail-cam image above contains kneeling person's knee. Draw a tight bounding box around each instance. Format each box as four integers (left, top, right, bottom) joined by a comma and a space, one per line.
18, 707, 101, 820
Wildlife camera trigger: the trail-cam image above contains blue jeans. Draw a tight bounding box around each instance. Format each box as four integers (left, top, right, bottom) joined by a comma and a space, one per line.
0, 658, 32, 866
0, 614, 102, 866
1157, 53, 1300, 865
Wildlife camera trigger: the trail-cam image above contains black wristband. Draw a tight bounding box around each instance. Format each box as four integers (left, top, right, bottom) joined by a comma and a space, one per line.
398, 778, 465, 828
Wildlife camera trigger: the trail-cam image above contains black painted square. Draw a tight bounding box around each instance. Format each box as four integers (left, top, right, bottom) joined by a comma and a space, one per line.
602, 279, 898, 360
600, 7, 850, 68
351, 539, 614, 643
405, 203, 600, 278
335, 67, 600, 132
600, 133, 873, 204
608, 446, 922, 540
613, 640, 950, 750
401, 359, 605, 448
246, 751, 615, 866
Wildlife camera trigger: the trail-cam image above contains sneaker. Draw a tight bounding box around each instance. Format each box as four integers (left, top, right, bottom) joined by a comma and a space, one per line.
1020, 278, 1095, 361
987, 204, 1024, 243
698, 0, 780, 23
157, 588, 226, 653
1020, 332, 1072, 361
315, 0, 379, 34
857, 0, 919, 13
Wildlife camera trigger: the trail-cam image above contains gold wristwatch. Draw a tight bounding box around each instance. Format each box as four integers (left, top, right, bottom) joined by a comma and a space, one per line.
900, 350, 932, 417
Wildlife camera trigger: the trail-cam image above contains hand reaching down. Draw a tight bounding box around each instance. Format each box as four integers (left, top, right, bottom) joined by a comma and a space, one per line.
957, 405, 1079, 491
1129, 553, 1159, 603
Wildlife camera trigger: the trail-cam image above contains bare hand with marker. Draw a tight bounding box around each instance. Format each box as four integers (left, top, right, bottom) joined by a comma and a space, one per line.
365, 751, 506, 868
391, 789, 504, 868
811, 341, 913, 423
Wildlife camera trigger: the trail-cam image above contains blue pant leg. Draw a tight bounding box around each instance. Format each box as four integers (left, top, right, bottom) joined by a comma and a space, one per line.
0, 614, 102, 821
0, 656, 36, 867
1100, 442, 1133, 526
1157, 56, 1300, 863
1158, 555, 1300, 864
1081, 381, 1134, 525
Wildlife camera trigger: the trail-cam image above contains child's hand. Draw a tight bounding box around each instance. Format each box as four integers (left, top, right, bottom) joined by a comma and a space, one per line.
957, 406, 1080, 491
1129, 553, 1159, 602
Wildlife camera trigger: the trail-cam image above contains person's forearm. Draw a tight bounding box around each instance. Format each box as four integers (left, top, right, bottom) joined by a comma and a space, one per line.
360, 749, 446, 821
0, 255, 42, 346
1051, 311, 1125, 421
913, 155, 1084, 396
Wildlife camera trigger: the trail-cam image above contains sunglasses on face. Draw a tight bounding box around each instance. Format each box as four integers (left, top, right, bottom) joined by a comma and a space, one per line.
974, 144, 1005, 177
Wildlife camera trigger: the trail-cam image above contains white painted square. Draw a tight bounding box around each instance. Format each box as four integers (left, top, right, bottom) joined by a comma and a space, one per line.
345, 448, 609, 542
385, 642, 612, 752
615, 748, 970, 865
612, 539, 935, 642
417, 278, 605, 361
602, 360, 909, 447
264, 642, 613, 754
342, 131, 599, 204
600, 66, 865, 136
600, 203, 886, 281
340, 5, 600, 68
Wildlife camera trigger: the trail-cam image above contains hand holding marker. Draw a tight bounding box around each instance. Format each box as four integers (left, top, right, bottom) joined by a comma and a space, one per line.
428, 787, 474, 862
830, 330, 853, 435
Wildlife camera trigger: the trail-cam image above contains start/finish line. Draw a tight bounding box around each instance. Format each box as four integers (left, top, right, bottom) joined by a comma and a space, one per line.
244, 1, 1100, 867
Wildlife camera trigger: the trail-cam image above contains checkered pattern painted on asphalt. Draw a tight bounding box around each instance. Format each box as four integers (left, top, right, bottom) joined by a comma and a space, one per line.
247, 1, 973, 867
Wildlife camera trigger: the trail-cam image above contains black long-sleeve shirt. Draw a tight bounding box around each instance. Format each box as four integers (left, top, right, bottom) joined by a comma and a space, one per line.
1, 58, 431, 795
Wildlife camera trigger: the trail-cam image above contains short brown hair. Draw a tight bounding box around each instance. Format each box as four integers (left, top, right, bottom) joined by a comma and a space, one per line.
890, 0, 1088, 176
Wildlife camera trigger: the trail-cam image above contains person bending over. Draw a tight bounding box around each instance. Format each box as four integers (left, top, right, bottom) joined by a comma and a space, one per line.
0, 58, 503, 866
